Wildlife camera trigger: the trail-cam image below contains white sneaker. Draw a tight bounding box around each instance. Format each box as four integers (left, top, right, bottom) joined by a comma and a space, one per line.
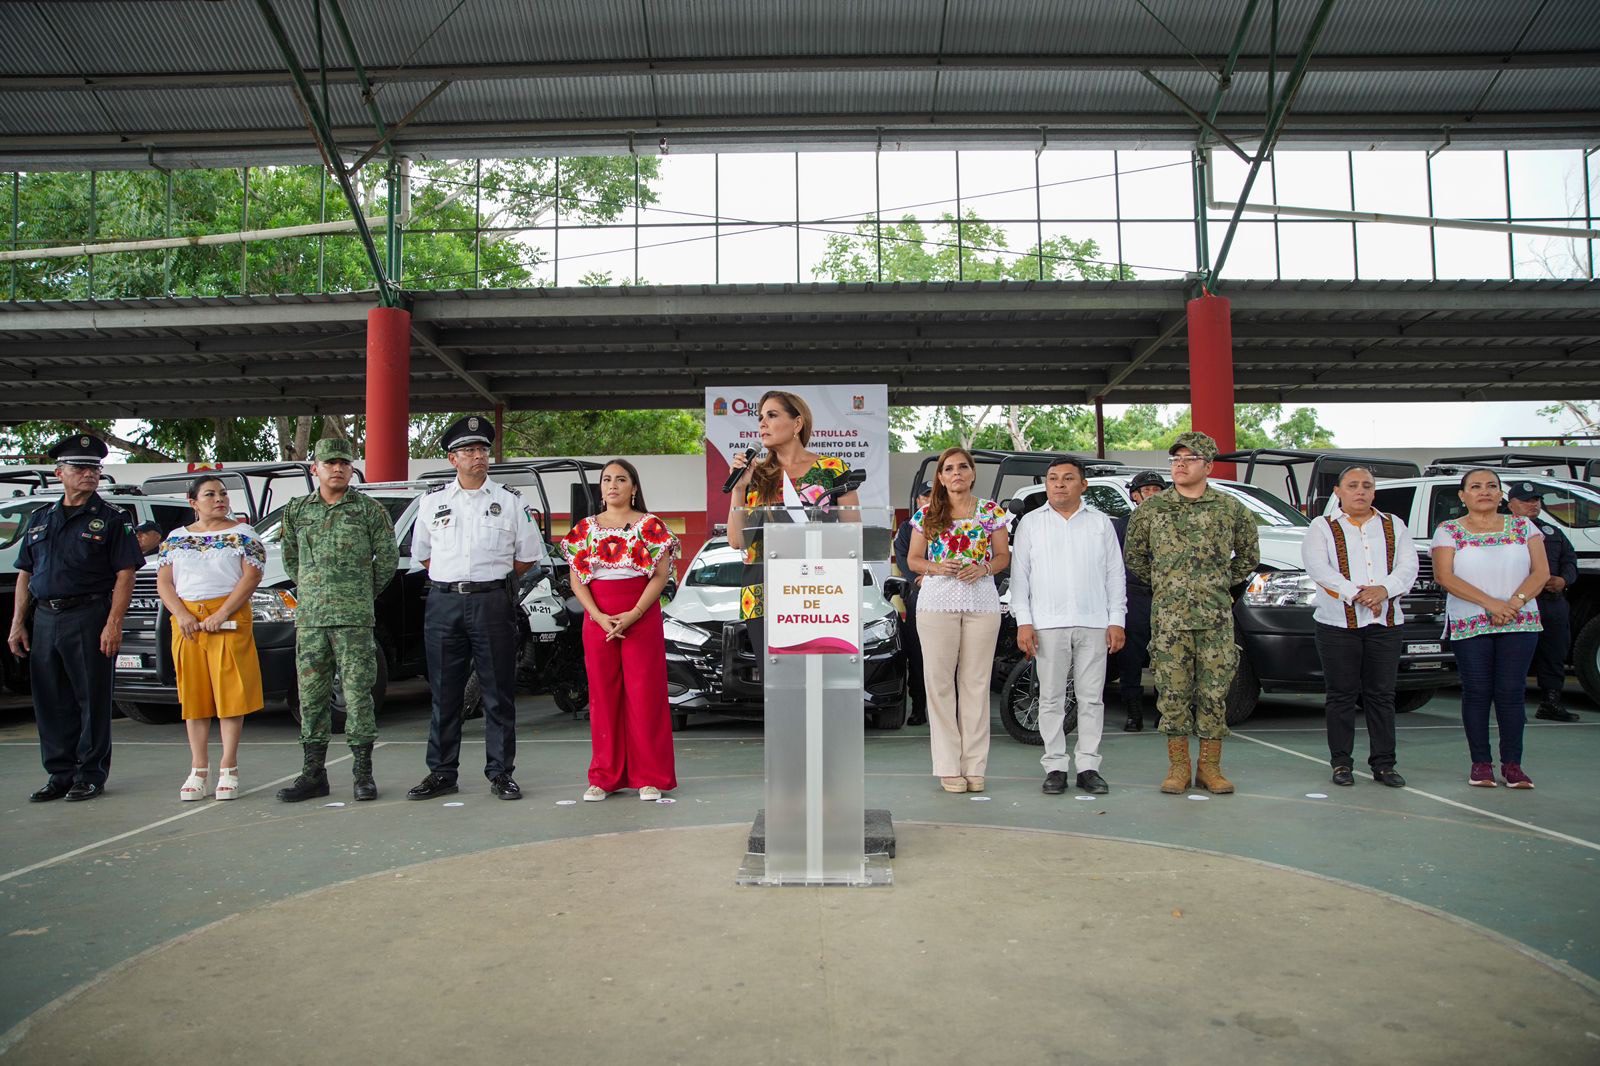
583, 786, 607, 802
639, 786, 662, 801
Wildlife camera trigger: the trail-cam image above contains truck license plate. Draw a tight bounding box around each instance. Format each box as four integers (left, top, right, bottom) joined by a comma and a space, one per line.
115, 654, 141, 670
1406, 642, 1442, 655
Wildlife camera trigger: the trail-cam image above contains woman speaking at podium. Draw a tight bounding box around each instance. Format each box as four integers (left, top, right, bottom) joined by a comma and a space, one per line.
725, 390, 859, 639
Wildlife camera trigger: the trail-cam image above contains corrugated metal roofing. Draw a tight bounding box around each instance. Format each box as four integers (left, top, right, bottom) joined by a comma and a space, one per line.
0, 0, 1598, 168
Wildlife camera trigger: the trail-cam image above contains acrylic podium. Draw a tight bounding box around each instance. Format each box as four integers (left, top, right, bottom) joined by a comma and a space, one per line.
735, 504, 894, 887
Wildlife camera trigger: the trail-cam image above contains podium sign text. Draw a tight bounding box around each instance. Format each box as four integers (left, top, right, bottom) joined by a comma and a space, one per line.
766, 558, 860, 656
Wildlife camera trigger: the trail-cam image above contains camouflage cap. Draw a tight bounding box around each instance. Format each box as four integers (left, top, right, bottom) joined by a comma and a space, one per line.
312, 438, 356, 462
1168, 431, 1218, 461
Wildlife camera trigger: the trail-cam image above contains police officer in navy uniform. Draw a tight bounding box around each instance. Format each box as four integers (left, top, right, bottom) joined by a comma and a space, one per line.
1507, 482, 1580, 721
407, 416, 547, 801
1111, 470, 1166, 732
7, 434, 144, 802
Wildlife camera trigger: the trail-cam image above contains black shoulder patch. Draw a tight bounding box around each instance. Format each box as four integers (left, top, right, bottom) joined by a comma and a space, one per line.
502, 485, 521, 498
426, 482, 448, 494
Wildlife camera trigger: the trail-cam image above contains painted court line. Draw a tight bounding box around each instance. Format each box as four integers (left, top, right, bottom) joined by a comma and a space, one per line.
1232, 731, 1600, 854
0, 750, 366, 885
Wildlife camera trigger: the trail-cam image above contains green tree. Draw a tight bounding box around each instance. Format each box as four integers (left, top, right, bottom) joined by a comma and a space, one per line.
2, 157, 670, 460
408, 409, 704, 460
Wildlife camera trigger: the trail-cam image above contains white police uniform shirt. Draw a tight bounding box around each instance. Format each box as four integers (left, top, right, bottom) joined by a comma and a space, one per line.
411, 477, 546, 582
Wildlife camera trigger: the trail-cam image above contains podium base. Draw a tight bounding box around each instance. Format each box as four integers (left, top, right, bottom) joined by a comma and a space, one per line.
736, 809, 895, 887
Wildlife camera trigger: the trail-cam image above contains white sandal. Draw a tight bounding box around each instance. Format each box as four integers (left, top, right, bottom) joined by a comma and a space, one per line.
215, 767, 240, 801
638, 786, 662, 801
180, 768, 208, 802
582, 786, 607, 802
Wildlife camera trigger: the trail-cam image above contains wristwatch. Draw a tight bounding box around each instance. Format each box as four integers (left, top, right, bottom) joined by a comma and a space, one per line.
1512, 592, 1528, 604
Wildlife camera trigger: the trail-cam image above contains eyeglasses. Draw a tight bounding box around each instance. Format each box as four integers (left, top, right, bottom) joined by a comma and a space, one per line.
1168, 456, 1208, 467
453, 446, 490, 458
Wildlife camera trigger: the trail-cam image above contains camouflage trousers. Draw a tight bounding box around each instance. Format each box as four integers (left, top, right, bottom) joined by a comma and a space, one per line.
1150, 624, 1237, 740
296, 626, 378, 746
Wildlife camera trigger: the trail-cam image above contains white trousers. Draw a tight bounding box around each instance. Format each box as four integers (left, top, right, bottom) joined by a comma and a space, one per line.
918, 609, 1002, 778
1036, 627, 1107, 774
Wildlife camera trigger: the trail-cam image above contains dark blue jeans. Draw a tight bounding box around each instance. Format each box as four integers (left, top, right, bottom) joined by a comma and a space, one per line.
1451, 631, 1540, 765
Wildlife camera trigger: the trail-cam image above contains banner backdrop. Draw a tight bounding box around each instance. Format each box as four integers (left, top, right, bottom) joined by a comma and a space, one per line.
703, 384, 890, 521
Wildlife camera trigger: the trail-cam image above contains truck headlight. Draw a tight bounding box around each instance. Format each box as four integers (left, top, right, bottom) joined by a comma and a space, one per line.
1242, 569, 1320, 608
663, 618, 710, 648
863, 616, 897, 647
251, 588, 298, 622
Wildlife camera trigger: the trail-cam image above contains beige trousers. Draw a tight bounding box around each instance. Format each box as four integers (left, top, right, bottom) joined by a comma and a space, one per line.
918, 609, 1002, 778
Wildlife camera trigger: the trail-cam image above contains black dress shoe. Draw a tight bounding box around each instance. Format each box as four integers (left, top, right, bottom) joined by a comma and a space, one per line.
29, 780, 71, 803
489, 774, 522, 801
1535, 704, 1580, 722
1041, 770, 1069, 795
1371, 768, 1406, 788
1122, 715, 1143, 733
1076, 770, 1109, 794
406, 773, 458, 800
1330, 766, 1355, 787
64, 782, 104, 802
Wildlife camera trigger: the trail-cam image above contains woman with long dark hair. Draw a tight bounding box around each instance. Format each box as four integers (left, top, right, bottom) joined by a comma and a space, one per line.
906, 447, 1010, 793
1432, 467, 1549, 788
154, 475, 266, 801
562, 459, 680, 801
725, 389, 858, 628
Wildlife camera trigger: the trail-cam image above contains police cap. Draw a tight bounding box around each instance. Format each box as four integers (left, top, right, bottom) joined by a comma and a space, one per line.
1168, 431, 1218, 462
312, 438, 356, 463
47, 433, 109, 468
1507, 481, 1542, 502
439, 414, 495, 454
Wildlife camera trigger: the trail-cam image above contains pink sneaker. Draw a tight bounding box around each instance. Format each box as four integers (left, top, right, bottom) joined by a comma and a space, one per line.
1501, 763, 1535, 789
1468, 762, 1497, 787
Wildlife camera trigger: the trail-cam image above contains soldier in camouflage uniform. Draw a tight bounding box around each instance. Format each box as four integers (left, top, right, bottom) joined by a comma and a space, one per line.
275, 438, 399, 802
1124, 431, 1259, 795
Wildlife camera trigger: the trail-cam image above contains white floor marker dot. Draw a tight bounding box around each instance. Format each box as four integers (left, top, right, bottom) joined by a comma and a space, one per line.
1305, 792, 1329, 799
555, 799, 577, 806
655, 797, 676, 804
970, 795, 992, 802
1187, 794, 1210, 801
322, 802, 345, 808
1075, 795, 1097, 801
442, 801, 464, 807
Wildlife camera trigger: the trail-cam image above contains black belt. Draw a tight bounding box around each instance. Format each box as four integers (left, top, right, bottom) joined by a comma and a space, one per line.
35, 593, 107, 612
429, 578, 509, 594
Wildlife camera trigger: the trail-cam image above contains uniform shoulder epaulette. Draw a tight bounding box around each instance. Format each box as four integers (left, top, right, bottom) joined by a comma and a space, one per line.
102, 501, 132, 523
502, 484, 522, 498
425, 481, 449, 494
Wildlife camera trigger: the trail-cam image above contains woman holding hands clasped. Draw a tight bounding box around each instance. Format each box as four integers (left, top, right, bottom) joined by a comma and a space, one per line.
155, 475, 266, 802
562, 460, 680, 802
907, 447, 1010, 793
1431, 467, 1549, 789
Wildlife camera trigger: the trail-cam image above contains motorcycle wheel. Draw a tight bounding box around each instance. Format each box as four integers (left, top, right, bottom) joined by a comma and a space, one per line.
998, 656, 1076, 746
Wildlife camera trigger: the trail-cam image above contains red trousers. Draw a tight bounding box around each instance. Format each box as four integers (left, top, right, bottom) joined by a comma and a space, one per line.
582, 577, 678, 791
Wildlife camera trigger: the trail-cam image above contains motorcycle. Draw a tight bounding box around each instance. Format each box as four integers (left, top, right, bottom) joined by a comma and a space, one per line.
463, 561, 589, 719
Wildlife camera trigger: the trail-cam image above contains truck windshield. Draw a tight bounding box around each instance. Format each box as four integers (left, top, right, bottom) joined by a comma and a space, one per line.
1219, 483, 1311, 527
1533, 482, 1600, 530
686, 545, 746, 588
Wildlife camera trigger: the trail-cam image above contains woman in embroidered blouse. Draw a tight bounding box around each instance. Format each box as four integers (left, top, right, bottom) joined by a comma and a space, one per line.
154, 475, 266, 802
562, 459, 680, 801
907, 447, 1011, 793
725, 390, 858, 628
1431, 467, 1549, 789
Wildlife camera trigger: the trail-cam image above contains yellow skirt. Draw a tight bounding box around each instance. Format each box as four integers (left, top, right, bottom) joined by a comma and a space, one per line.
171, 596, 265, 720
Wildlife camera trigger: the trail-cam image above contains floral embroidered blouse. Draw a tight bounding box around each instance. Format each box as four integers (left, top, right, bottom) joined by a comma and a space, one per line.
1430, 515, 1544, 641
157, 524, 267, 602
911, 498, 1009, 614
560, 513, 679, 585
739, 456, 851, 621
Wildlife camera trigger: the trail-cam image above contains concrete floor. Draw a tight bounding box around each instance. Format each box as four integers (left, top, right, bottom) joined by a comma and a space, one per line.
1, 683, 1597, 1062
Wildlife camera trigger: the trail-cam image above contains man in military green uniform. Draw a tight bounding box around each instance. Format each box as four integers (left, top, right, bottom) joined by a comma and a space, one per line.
1124, 431, 1259, 795
275, 439, 398, 802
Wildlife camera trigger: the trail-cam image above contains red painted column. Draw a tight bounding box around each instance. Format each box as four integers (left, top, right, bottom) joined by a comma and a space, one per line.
365, 306, 412, 483
1186, 293, 1237, 479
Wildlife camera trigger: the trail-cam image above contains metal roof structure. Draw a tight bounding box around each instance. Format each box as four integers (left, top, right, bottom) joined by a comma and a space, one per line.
1, 279, 1595, 420
1, 0, 1598, 170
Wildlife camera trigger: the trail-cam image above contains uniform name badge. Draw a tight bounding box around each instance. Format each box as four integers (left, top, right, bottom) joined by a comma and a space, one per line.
766, 558, 860, 656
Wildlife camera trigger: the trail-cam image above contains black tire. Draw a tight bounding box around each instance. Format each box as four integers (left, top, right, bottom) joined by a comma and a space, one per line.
114, 700, 182, 725
551, 671, 588, 715
288, 646, 388, 735
1574, 617, 1600, 707
1393, 688, 1438, 715
1224, 651, 1261, 726
671, 712, 689, 732
998, 656, 1076, 746
871, 700, 908, 731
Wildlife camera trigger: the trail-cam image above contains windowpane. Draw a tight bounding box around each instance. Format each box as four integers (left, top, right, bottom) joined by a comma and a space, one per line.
1429, 151, 1507, 219
878, 150, 956, 219
643, 154, 716, 227
798, 152, 876, 223
717, 225, 798, 283
1208, 153, 1277, 208
1433, 228, 1510, 280
1207, 221, 1277, 280
1117, 222, 1195, 278
1276, 221, 1353, 280
1040, 222, 1126, 279
556, 225, 636, 286
1273, 151, 1351, 210
1116, 151, 1193, 220
1508, 149, 1584, 219
957, 151, 1038, 222
1352, 153, 1429, 215
1038, 150, 1119, 221
1354, 223, 1432, 280
639, 225, 716, 284
716, 153, 796, 224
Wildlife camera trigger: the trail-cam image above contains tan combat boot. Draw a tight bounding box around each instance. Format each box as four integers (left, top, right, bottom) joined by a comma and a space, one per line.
1160, 736, 1191, 794
1195, 738, 1235, 794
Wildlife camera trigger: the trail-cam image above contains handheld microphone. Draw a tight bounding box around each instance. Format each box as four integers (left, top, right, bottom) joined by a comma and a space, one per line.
721, 448, 757, 494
